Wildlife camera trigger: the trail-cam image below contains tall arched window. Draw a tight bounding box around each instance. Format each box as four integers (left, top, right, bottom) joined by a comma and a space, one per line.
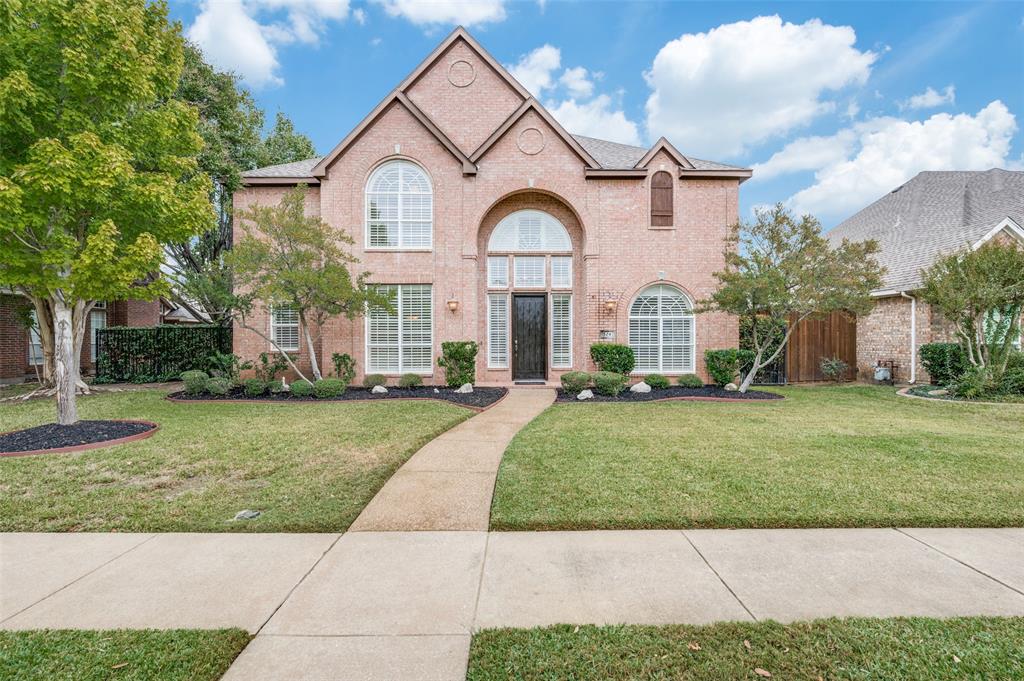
651, 171, 673, 227
629, 284, 695, 373
366, 160, 432, 249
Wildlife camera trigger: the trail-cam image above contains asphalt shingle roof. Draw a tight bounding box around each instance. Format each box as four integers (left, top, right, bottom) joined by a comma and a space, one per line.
242, 157, 323, 178
827, 169, 1024, 292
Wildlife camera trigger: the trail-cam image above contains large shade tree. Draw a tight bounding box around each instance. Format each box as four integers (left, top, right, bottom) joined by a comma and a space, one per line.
701, 204, 884, 392
0, 0, 213, 424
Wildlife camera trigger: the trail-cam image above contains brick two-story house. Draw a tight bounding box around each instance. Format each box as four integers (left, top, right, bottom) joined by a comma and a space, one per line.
234, 28, 751, 385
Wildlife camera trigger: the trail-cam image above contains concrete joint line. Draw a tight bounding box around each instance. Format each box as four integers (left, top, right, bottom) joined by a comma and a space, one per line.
680, 530, 758, 622
253, 533, 345, 635
470, 532, 492, 632
0, 533, 158, 626
894, 528, 1024, 598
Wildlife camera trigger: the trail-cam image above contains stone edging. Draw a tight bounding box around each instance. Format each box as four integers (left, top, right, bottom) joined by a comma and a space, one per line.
0, 420, 160, 458
561, 394, 785, 404
896, 387, 1023, 407
165, 389, 510, 413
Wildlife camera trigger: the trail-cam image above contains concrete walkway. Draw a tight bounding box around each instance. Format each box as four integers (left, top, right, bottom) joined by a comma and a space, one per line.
3, 528, 1023, 679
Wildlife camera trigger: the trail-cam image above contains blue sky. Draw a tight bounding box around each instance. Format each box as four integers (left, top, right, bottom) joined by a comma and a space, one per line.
168, 1, 1024, 228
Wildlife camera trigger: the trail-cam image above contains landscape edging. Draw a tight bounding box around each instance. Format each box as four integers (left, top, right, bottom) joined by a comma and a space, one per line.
0, 420, 160, 458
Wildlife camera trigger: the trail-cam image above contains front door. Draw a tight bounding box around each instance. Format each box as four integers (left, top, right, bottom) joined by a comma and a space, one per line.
512, 294, 547, 381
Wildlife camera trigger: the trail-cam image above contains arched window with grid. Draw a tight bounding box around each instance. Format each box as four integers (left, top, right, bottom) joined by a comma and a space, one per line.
365, 160, 432, 249
628, 284, 695, 373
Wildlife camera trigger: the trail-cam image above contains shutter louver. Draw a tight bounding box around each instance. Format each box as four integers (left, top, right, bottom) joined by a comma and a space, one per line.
488, 294, 509, 368
551, 294, 572, 368
651, 171, 673, 227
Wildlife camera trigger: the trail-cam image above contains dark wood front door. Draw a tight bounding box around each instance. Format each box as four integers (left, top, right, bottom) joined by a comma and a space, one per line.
512, 294, 547, 381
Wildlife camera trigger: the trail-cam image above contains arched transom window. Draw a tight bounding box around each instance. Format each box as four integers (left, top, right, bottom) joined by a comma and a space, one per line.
629, 284, 695, 373
366, 160, 432, 249
488, 209, 571, 252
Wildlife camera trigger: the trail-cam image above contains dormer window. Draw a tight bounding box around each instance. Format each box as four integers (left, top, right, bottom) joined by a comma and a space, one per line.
651, 170, 673, 227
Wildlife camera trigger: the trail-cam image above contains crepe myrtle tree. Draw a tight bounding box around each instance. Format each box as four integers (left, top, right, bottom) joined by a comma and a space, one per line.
700, 204, 883, 393
228, 185, 390, 383
0, 0, 213, 424
920, 239, 1024, 381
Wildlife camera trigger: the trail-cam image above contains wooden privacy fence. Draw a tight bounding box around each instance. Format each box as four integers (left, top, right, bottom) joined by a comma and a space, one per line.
785, 311, 858, 383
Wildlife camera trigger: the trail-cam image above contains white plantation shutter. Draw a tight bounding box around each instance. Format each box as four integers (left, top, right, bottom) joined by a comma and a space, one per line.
487, 256, 508, 288
514, 256, 546, 288
628, 285, 694, 373
488, 210, 571, 252
551, 256, 572, 289
366, 161, 432, 248
551, 294, 572, 368
271, 305, 300, 352
487, 294, 509, 368
367, 285, 433, 373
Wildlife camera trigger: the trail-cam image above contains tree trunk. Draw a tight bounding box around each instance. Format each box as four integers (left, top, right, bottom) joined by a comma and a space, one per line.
51, 295, 78, 425
72, 301, 93, 393
238, 318, 311, 384
738, 348, 763, 394
300, 311, 322, 380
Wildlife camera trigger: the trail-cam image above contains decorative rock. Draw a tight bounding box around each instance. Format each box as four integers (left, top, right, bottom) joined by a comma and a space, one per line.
433, 388, 440, 393
232, 510, 261, 521
577, 389, 594, 400
724, 383, 739, 392
455, 383, 474, 394
371, 385, 388, 394
629, 381, 651, 393
928, 389, 949, 396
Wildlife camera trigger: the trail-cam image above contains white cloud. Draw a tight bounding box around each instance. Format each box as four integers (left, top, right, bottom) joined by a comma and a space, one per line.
645, 15, 877, 159
508, 44, 561, 96
187, 0, 350, 88
772, 101, 1017, 221
559, 66, 594, 98
547, 95, 642, 146
353, 7, 366, 25
899, 85, 956, 110
372, 0, 506, 27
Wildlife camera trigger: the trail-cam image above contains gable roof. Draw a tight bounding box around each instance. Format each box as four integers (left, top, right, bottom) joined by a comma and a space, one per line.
827, 169, 1024, 293
470, 99, 601, 167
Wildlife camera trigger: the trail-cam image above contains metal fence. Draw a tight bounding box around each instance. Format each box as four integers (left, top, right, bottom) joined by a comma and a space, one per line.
95, 325, 231, 383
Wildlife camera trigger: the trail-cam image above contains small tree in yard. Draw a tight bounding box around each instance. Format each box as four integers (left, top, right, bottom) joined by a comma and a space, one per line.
228, 186, 389, 382
0, 0, 213, 424
701, 205, 884, 393
920, 240, 1024, 383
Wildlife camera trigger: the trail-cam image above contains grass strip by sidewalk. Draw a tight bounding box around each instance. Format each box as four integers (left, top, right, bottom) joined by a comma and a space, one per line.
0, 629, 251, 681
468, 617, 1024, 680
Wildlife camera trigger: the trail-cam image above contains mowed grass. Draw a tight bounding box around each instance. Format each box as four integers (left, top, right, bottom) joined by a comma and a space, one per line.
468, 617, 1024, 681
0, 389, 470, 532
0, 629, 250, 681
490, 385, 1024, 530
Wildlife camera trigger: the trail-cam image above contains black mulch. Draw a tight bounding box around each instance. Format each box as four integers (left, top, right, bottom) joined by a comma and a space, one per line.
171, 385, 508, 409
555, 385, 783, 403
0, 420, 155, 454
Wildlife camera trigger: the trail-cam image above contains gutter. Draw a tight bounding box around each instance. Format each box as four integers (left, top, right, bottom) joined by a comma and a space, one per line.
900, 291, 917, 384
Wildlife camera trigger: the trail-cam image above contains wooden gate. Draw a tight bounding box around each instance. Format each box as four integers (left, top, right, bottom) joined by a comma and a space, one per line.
785, 311, 857, 383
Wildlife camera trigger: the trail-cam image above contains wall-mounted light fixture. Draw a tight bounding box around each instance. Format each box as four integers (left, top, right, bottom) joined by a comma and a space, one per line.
447, 299, 459, 313
603, 299, 617, 314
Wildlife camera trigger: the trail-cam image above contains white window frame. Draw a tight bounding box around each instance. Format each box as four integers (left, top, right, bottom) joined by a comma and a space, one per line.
270, 304, 300, 352
550, 293, 572, 369
487, 293, 510, 368
551, 256, 572, 289
628, 284, 696, 374
487, 256, 509, 289
365, 160, 433, 250
365, 284, 434, 374
89, 306, 107, 362
513, 256, 546, 288
488, 209, 572, 253
28, 310, 43, 366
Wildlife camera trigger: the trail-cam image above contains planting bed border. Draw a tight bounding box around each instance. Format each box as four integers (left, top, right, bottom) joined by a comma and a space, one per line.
897, 387, 1023, 406
167, 386, 509, 412
0, 420, 159, 458
555, 386, 784, 404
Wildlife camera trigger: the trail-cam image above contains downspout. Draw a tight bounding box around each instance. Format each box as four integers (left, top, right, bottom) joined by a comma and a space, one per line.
900, 291, 917, 384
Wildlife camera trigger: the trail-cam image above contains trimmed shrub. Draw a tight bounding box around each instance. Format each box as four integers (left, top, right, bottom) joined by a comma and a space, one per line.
314, 378, 346, 398
243, 378, 268, 397
590, 343, 636, 375
644, 373, 670, 390
593, 371, 627, 396
290, 380, 314, 397
331, 353, 357, 385
398, 373, 423, 388
206, 377, 231, 396
998, 351, 1024, 395
205, 352, 252, 383
820, 357, 850, 383
180, 370, 209, 395
253, 352, 289, 384
677, 374, 704, 388
438, 341, 478, 387
919, 343, 968, 385
363, 373, 387, 389
951, 366, 996, 400
560, 371, 591, 393
704, 349, 755, 386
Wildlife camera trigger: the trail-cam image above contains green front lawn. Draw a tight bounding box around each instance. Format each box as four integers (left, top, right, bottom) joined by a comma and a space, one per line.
0, 389, 470, 532
468, 617, 1024, 680
490, 385, 1024, 530
0, 629, 250, 681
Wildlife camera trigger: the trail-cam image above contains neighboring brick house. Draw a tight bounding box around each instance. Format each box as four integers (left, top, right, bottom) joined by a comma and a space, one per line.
0, 293, 160, 384
234, 27, 751, 385
828, 169, 1024, 383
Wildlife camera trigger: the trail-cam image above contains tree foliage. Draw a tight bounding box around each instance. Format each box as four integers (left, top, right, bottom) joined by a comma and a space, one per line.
701, 204, 884, 392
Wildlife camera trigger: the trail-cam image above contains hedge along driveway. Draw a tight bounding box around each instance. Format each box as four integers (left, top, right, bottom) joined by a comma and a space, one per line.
490, 385, 1024, 530
0, 390, 471, 532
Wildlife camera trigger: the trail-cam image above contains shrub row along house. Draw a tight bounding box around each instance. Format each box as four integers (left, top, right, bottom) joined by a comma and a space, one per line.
233, 27, 751, 385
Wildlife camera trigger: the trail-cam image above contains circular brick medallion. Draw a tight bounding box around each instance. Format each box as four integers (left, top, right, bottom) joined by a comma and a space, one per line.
447, 60, 476, 87
517, 127, 545, 155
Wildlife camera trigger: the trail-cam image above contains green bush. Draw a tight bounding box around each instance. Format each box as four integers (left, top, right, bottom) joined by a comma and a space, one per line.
951, 366, 996, 400
180, 370, 209, 395
438, 341, 478, 387
677, 374, 704, 388
997, 351, 1024, 395
644, 373, 670, 390
704, 349, 755, 386
206, 377, 231, 396
363, 373, 387, 388
290, 380, 314, 397
94, 325, 231, 383
560, 371, 591, 393
254, 352, 289, 383
593, 371, 627, 396
205, 352, 252, 383
919, 343, 968, 385
820, 356, 850, 382
331, 353, 357, 385
398, 373, 423, 388
313, 377, 346, 398
243, 378, 268, 397
590, 343, 636, 375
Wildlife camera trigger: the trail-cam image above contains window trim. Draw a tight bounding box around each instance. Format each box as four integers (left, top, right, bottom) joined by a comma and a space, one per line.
364, 159, 434, 251
628, 284, 696, 374
551, 256, 572, 289
550, 293, 572, 369
270, 304, 301, 353
27, 310, 43, 366
487, 293, 510, 369
89, 307, 107, 362
487, 256, 509, 289
513, 255, 547, 288
365, 284, 434, 375
488, 209, 572, 253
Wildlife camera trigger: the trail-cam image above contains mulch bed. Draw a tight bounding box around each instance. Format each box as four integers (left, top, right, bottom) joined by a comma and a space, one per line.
170, 385, 508, 410
555, 385, 783, 403
0, 420, 158, 456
